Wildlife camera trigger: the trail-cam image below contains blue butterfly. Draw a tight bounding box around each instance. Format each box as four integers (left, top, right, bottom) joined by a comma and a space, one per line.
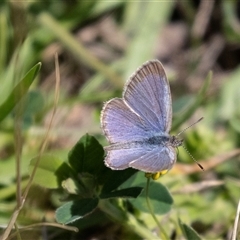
101, 60, 183, 173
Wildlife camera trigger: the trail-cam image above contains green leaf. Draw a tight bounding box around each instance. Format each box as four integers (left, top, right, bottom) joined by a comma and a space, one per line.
0, 62, 41, 122
68, 134, 105, 177
18, 90, 45, 129
219, 66, 240, 121
223, 1, 240, 43
29, 155, 72, 189
91, 1, 122, 16
179, 218, 202, 240
121, 172, 173, 214
62, 178, 80, 195
100, 187, 143, 199
56, 198, 99, 224
101, 168, 137, 194
123, 1, 174, 79
129, 181, 173, 215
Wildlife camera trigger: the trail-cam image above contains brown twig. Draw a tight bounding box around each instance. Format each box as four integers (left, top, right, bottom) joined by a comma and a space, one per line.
173, 148, 240, 174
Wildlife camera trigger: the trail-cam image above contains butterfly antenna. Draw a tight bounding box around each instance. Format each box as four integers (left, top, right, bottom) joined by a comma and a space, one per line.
176, 117, 204, 171
177, 117, 203, 136
182, 144, 204, 171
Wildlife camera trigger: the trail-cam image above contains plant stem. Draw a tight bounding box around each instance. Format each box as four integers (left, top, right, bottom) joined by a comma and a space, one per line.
145, 177, 169, 240
99, 199, 158, 239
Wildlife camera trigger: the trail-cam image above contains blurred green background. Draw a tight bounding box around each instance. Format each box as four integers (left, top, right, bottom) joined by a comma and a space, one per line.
0, 1, 240, 239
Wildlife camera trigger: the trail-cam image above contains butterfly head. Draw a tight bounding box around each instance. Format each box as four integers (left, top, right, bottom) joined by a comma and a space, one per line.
169, 135, 183, 148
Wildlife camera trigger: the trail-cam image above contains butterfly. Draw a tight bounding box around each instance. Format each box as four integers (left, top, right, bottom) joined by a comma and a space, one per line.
100, 60, 183, 173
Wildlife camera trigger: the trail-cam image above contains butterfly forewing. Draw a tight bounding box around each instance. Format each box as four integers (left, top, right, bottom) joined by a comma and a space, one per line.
123, 60, 172, 133
101, 98, 150, 144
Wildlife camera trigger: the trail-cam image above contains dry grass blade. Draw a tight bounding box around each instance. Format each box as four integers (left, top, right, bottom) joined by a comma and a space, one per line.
231, 199, 240, 240
192, 0, 215, 39
172, 180, 224, 194
7, 223, 78, 240
1, 53, 61, 240
173, 148, 240, 174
